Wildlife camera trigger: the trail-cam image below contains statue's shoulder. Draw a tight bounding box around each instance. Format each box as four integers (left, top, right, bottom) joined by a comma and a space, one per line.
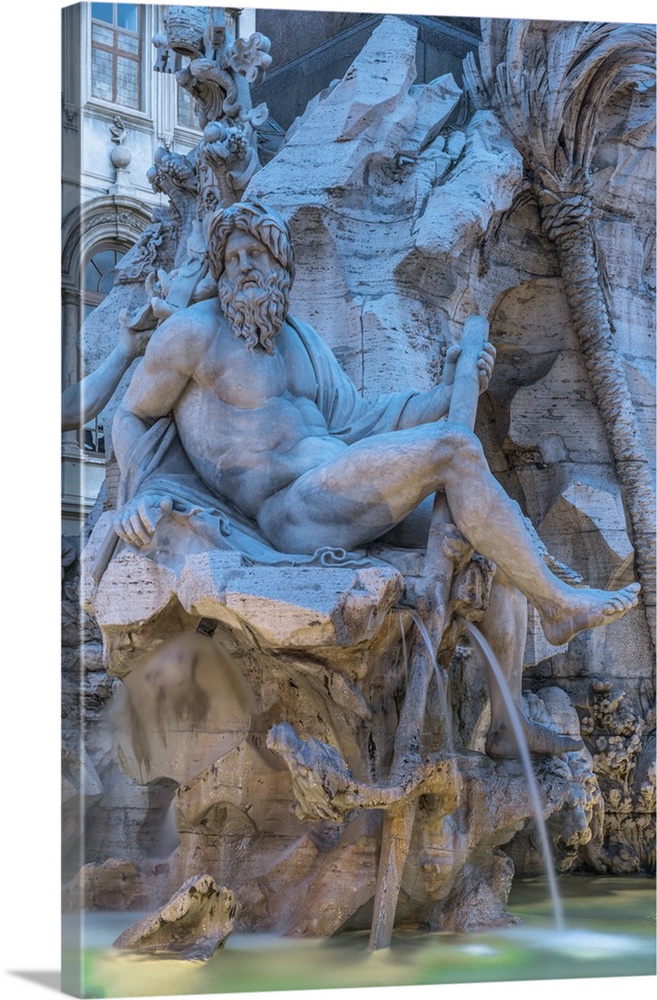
144, 298, 222, 374
177, 296, 222, 331
154, 297, 221, 346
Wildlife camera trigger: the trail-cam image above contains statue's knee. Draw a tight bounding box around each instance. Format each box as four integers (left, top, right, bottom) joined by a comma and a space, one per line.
442, 427, 484, 466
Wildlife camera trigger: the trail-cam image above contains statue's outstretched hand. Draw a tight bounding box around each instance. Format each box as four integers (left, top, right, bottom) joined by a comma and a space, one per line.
114, 493, 173, 547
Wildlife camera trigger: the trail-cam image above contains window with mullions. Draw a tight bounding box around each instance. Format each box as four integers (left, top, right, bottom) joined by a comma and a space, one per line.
91, 3, 142, 109
177, 85, 199, 130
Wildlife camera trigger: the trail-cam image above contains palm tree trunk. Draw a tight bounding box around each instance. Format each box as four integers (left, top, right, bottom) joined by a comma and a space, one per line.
540, 192, 656, 645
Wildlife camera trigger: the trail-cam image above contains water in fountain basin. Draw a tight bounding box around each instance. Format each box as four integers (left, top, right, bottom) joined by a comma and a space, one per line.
457, 617, 565, 932
70, 876, 655, 996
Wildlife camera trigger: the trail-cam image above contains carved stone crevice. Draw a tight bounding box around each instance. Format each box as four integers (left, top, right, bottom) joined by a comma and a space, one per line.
578, 679, 656, 874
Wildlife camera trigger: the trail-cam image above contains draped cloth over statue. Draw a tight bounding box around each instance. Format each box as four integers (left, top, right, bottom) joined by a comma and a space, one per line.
108, 314, 424, 571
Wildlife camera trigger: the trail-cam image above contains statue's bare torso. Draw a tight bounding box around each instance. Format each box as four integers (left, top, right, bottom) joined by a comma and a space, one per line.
116, 291, 458, 553
115, 225, 465, 552
171, 300, 348, 519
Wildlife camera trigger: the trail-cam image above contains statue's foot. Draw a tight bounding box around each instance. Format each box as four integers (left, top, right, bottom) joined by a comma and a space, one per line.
486, 719, 583, 760
540, 582, 640, 647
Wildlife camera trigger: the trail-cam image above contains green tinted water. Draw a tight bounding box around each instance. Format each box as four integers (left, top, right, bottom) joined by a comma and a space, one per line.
66, 877, 655, 998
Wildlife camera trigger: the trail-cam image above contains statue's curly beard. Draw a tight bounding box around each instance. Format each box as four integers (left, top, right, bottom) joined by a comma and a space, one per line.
218, 266, 291, 354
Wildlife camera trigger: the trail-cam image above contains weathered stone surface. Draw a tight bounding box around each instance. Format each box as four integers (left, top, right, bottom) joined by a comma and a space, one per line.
88, 541, 404, 659
252, 17, 419, 206
162, 736, 594, 936
113, 630, 256, 785
62, 859, 144, 913
412, 110, 523, 260
400, 740, 595, 926
578, 679, 656, 874
181, 557, 405, 649
174, 740, 297, 835
406, 75, 462, 153
432, 852, 518, 932
529, 611, 655, 683
504, 687, 601, 875
114, 874, 239, 961
83, 514, 177, 626
465, 18, 656, 641
523, 606, 569, 667
507, 352, 611, 467
538, 480, 635, 590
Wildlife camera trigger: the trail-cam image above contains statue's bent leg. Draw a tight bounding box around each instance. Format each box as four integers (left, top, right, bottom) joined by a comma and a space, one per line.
259, 423, 639, 645
434, 428, 640, 645
257, 423, 462, 553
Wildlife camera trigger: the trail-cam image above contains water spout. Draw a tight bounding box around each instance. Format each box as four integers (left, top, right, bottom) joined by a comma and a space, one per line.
406, 609, 454, 753
457, 617, 565, 932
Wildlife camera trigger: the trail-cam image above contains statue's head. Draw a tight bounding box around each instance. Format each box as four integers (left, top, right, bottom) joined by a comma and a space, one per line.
207, 201, 295, 354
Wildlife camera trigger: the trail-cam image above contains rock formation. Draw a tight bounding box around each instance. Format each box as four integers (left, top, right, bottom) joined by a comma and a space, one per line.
63, 7, 656, 962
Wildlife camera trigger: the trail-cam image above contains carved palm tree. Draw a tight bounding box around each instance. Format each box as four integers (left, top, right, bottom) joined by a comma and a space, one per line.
464, 20, 656, 645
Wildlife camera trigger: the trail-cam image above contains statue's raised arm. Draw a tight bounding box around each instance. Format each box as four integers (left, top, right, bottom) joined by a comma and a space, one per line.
61, 307, 154, 432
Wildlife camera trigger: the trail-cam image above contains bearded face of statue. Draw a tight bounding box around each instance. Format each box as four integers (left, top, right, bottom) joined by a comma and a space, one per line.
218, 230, 291, 354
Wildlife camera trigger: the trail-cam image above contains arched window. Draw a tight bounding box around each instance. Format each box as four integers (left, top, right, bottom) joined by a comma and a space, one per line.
78, 243, 128, 454
81, 245, 126, 324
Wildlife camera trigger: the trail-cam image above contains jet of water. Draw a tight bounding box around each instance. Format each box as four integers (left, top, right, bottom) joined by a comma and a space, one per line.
458, 617, 565, 932
405, 609, 454, 753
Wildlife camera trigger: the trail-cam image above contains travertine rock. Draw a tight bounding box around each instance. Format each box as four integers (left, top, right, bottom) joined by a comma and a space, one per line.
252, 17, 420, 206
465, 18, 656, 641
433, 852, 518, 932
86, 540, 404, 669
112, 629, 256, 785
538, 481, 635, 589
411, 110, 523, 261
578, 679, 656, 874
62, 859, 144, 913
114, 874, 239, 961
504, 688, 602, 875
523, 606, 569, 667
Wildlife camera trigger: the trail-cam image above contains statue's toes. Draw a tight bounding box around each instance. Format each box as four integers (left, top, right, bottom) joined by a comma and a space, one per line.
603, 585, 640, 616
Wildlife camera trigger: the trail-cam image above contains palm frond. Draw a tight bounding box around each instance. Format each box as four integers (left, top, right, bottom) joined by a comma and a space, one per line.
464, 19, 656, 186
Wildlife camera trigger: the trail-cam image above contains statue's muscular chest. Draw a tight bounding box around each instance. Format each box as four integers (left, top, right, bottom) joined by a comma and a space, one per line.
192, 325, 314, 408
192, 332, 286, 409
